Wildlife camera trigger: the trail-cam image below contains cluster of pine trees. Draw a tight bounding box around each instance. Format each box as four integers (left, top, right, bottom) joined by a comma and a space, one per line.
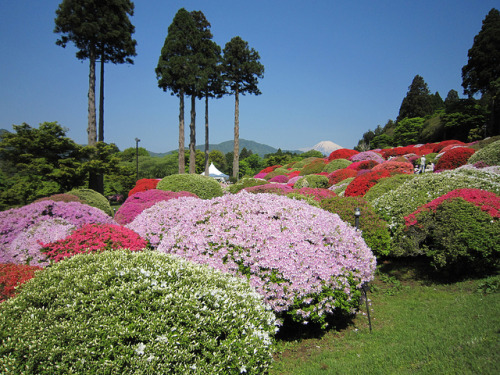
356, 8, 500, 150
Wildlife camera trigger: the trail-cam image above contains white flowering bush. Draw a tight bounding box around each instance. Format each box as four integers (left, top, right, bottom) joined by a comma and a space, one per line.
128, 192, 376, 328
372, 168, 500, 232
0, 250, 277, 374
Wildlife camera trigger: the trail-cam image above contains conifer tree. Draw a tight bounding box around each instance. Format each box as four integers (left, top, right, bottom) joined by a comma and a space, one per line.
397, 75, 434, 121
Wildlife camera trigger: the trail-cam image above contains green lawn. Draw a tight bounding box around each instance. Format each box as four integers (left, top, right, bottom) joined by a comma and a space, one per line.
270, 261, 500, 375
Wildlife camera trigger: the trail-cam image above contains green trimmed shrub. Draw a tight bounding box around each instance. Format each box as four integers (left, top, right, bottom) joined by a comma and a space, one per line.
228, 177, 268, 194
322, 159, 352, 173
468, 139, 500, 166
330, 177, 355, 196
364, 174, 416, 202
156, 174, 223, 199
264, 168, 289, 181
0, 250, 277, 374
68, 188, 113, 216
397, 198, 499, 274
293, 157, 319, 169
299, 158, 327, 176
320, 196, 392, 257
293, 175, 329, 189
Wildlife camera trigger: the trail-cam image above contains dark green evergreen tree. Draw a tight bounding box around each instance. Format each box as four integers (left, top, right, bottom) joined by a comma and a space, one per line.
221, 36, 264, 180
462, 8, 500, 136
397, 75, 434, 121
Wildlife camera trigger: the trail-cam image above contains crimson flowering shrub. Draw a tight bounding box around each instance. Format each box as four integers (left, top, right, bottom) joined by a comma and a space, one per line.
405, 188, 500, 226
0, 201, 116, 264
435, 147, 475, 171
435, 140, 466, 153
128, 178, 160, 197
0, 263, 42, 302
129, 192, 376, 328
346, 160, 378, 171
115, 190, 198, 225
244, 183, 294, 195
269, 175, 289, 183
381, 146, 417, 158
258, 165, 281, 174
349, 151, 385, 164
344, 170, 391, 197
287, 170, 301, 178
41, 224, 147, 262
328, 169, 357, 185
327, 148, 359, 161
372, 161, 414, 174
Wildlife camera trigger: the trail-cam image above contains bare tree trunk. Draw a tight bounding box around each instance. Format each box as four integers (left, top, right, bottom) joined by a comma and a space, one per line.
233, 88, 239, 180
204, 94, 209, 176
178, 92, 185, 174
189, 95, 196, 174
98, 51, 104, 142
88, 47, 97, 146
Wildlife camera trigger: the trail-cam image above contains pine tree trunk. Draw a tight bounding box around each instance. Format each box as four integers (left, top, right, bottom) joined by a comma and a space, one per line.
98, 52, 104, 143
189, 95, 196, 174
204, 94, 209, 176
233, 88, 239, 180
178, 92, 185, 174
88, 47, 97, 146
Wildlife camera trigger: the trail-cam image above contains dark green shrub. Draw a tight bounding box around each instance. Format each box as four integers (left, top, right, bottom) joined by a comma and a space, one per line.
320, 197, 392, 257
69, 188, 113, 216
322, 159, 352, 173
156, 174, 223, 199
0, 250, 277, 374
293, 175, 329, 189
228, 177, 268, 194
397, 198, 500, 274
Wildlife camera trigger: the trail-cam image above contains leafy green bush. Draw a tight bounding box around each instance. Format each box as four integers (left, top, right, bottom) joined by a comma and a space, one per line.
156, 174, 223, 199
397, 198, 499, 274
293, 175, 329, 189
330, 177, 355, 195
467, 139, 500, 166
68, 188, 113, 216
322, 159, 352, 173
0, 250, 277, 374
299, 158, 327, 176
364, 174, 416, 202
228, 177, 268, 194
293, 157, 320, 169
319, 196, 392, 257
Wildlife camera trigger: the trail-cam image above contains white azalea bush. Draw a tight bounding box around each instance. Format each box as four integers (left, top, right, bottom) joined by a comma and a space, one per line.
128, 192, 376, 328
0, 250, 277, 374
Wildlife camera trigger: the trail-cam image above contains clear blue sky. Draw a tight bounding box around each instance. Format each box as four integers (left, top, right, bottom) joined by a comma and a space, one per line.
0, 1, 497, 153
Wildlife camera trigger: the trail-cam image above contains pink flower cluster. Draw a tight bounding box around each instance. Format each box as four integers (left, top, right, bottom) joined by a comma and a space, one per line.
372, 161, 413, 174
405, 188, 500, 227
41, 224, 147, 262
349, 151, 385, 164
115, 189, 198, 225
128, 192, 376, 325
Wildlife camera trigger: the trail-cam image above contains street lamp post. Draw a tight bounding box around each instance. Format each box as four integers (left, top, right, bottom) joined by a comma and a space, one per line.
135, 138, 140, 181
354, 207, 361, 230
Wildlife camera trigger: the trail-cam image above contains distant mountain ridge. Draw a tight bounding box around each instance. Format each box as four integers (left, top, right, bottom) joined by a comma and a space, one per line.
299, 141, 343, 156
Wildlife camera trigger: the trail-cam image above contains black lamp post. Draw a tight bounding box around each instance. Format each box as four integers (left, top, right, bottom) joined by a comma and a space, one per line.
354, 207, 361, 230
135, 138, 140, 181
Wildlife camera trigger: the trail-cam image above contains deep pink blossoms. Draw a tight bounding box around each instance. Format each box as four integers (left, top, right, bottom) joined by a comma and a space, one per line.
128, 191, 376, 327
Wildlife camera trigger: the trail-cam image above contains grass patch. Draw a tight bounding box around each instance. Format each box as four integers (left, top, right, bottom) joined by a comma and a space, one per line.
271, 260, 500, 375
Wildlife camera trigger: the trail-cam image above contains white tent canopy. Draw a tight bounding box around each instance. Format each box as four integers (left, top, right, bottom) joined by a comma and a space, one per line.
202, 163, 229, 181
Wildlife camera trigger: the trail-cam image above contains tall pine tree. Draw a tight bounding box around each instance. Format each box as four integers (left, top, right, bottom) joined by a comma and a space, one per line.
397, 75, 434, 121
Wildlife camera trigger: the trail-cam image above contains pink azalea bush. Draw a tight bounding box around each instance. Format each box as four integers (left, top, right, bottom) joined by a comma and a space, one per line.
269, 174, 289, 183
41, 224, 147, 262
0, 201, 116, 264
293, 187, 337, 201
349, 151, 385, 164
405, 188, 500, 227
243, 183, 295, 195
372, 161, 414, 174
115, 190, 198, 225
128, 192, 376, 328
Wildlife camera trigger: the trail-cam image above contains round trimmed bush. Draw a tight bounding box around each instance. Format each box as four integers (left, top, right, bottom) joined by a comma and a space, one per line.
319, 196, 392, 257
344, 170, 391, 197
322, 158, 352, 173
69, 188, 114, 216
0, 250, 277, 374
129, 192, 376, 328
228, 177, 268, 194
346, 160, 378, 171
293, 175, 329, 189
34, 193, 82, 204
299, 158, 327, 176
363, 173, 415, 202
268, 174, 289, 183
468, 139, 500, 166
327, 149, 359, 161
372, 161, 413, 174
330, 177, 355, 196
349, 151, 385, 164
292, 187, 337, 202
243, 183, 294, 195
434, 147, 475, 171
328, 168, 357, 185
128, 178, 160, 197
156, 174, 223, 199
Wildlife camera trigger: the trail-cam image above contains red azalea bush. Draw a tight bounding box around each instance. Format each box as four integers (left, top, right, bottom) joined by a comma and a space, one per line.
405, 188, 500, 227
327, 148, 359, 161
435, 147, 475, 171
269, 175, 289, 183
0, 263, 42, 302
346, 160, 378, 171
328, 169, 357, 185
372, 161, 414, 174
115, 190, 198, 225
128, 178, 160, 197
258, 165, 282, 174
435, 140, 466, 153
381, 145, 417, 158
41, 224, 147, 262
287, 170, 301, 178
344, 170, 391, 197
294, 188, 337, 201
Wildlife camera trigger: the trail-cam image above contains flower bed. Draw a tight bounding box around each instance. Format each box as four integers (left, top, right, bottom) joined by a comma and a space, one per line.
349, 151, 385, 164
372, 161, 413, 174
128, 178, 160, 197
344, 170, 391, 197
328, 169, 357, 185
0, 263, 42, 303
346, 160, 378, 171
327, 149, 359, 161
434, 147, 475, 171
129, 192, 376, 328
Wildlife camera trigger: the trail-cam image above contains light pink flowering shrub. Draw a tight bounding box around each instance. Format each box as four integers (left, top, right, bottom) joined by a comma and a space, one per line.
129, 192, 376, 328
269, 175, 289, 183
349, 151, 385, 164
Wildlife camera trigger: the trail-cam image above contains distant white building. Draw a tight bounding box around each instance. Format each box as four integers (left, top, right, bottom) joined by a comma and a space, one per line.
202, 163, 229, 182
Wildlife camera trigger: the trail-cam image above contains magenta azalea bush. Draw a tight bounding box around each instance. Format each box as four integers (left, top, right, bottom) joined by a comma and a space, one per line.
41, 224, 147, 262
0, 201, 116, 264
115, 190, 198, 225
128, 192, 376, 328
349, 151, 385, 164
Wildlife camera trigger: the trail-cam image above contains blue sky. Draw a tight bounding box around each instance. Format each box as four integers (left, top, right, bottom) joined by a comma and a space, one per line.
0, 1, 497, 153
